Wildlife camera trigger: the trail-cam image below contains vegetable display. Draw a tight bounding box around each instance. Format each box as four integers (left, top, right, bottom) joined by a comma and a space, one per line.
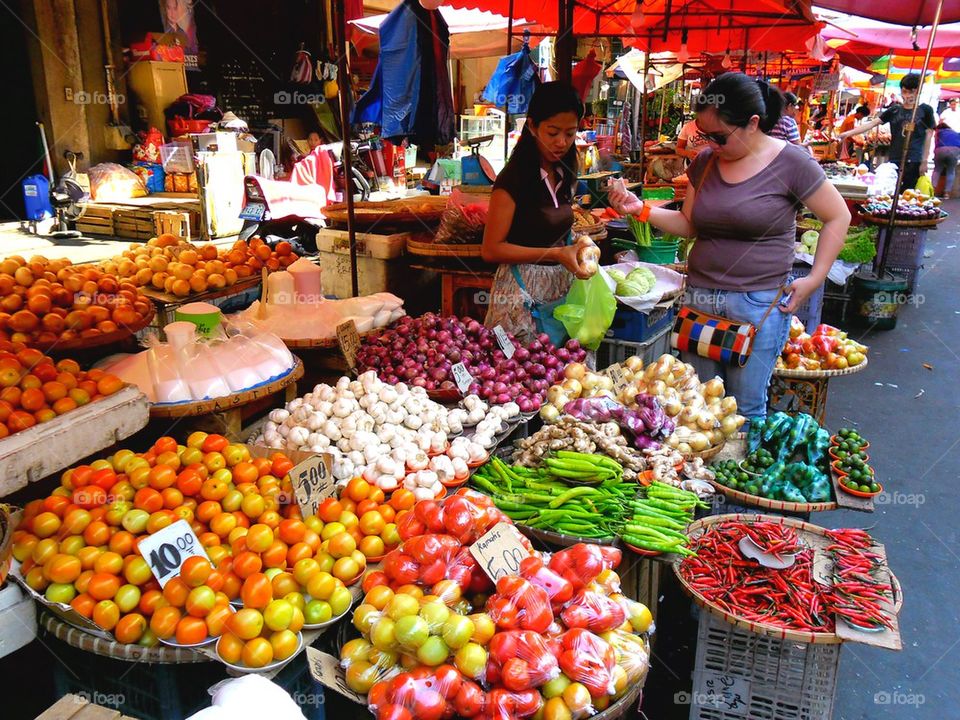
796, 225, 878, 264
561, 396, 675, 451
620, 483, 704, 555
357, 314, 586, 410
861, 189, 944, 221
607, 267, 656, 297
778, 321, 868, 372
678, 520, 897, 634
538, 363, 616, 423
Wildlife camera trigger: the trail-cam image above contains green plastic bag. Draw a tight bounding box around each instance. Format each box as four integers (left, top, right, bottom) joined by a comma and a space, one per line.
553, 272, 617, 351
916, 174, 934, 195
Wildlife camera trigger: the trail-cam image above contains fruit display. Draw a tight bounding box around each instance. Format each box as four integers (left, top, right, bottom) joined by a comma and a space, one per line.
832, 427, 869, 454
832, 450, 879, 496
0, 254, 153, 347
342, 503, 653, 720
740, 449, 775, 475
0, 341, 125, 438
10, 434, 406, 647
96, 235, 298, 297
861, 189, 944, 221
356, 314, 586, 409
777, 320, 868, 372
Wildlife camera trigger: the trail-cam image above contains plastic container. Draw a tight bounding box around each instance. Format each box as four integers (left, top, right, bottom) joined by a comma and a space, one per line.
852, 271, 908, 331
146, 344, 191, 403
267, 270, 296, 305
689, 610, 839, 720
606, 303, 676, 342
596, 324, 672, 368
287, 257, 323, 303
160, 142, 194, 173
636, 241, 678, 265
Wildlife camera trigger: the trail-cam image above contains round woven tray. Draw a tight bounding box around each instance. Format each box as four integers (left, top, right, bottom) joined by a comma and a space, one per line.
149, 357, 303, 418
405, 238, 483, 258
322, 197, 449, 226
682, 441, 725, 463
39, 609, 209, 663
708, 478, 838, 513
517, 524, 619, 549
27, 304, 156, 353
673, 513, 902, 645
773, 357, 868, 380
858, 212, 946, 228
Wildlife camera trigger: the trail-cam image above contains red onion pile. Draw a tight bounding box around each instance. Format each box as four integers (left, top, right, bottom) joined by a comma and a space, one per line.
356, 314, 587, 412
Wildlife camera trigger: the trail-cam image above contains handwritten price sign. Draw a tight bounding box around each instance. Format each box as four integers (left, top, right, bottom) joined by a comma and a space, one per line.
470, 522, 532, 582
451, 362, 475, 396
292, 454, 335, 517
337, 320, 361, 369
493, 325, 516, 359
138, 520, 209, 588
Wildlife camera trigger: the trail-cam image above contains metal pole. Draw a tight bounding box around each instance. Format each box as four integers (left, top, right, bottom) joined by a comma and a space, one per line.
334, 0, 359, 297
504, 0, 515, 162
639, 51, 649, 181
876, 0, 944, 276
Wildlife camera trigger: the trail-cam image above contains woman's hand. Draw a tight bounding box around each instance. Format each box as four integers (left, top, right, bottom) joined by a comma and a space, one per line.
607, 179, 645, 216
554, 245, 593, 279
780, 275, 821, 314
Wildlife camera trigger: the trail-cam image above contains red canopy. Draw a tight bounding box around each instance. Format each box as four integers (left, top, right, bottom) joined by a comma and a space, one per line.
443, 0, 820, 52
813, 0, 958, 27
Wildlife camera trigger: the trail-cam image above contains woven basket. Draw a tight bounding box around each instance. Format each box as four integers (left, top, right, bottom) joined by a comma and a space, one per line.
773, 357, 868, 379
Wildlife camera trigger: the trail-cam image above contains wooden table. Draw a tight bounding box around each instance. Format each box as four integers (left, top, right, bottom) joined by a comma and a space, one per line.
35, 694, 139, 720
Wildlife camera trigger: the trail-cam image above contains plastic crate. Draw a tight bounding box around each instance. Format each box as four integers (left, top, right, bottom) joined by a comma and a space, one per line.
688, 611, 840, 720
606, 303, 676, 342
787, 262, 825, 330
878, 226, 927, 268
597, 324, 672, 369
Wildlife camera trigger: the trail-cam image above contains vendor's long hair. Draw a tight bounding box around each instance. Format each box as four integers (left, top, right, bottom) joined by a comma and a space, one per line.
505, 81, 584, 203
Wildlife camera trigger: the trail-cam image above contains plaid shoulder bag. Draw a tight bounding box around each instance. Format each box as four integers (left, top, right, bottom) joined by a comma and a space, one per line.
669, 152, 784, 366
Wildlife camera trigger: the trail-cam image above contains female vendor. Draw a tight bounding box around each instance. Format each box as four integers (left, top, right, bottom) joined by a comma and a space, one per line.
482, 82, 594, 342
609, 73, 850, 419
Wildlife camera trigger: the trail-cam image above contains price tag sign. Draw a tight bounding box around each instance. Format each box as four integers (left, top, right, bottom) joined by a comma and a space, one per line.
138, 520, 209, 588
292, 454, 336, 517
493, 325, 515, 359
605, 363, 629, 394
337, 319, 361, 368
451, 362, 474, 395
470, 522, 532, 582
306, 647, 368, 703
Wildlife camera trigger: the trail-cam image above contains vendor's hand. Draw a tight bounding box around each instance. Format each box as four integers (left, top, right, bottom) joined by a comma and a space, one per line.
780, 275, 821, 314
607, 180, 645, 216
555, 244, 594, 279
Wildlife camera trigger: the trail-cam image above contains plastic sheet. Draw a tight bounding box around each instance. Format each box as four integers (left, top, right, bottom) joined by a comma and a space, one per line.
547, 544, 622, 591
396, 491, 510, 545
486, 576, 554, 633
368, 666, 484, 720
382, 535, 486, 595
559, 588, 626, 633
558, 628, 617, 699
486, 631, 560, 691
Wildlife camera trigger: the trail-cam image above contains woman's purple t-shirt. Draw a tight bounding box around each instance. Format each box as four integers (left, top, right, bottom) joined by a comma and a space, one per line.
686, 143, 825, 292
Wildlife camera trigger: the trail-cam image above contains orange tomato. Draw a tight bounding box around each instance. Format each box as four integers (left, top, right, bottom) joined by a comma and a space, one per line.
162, 577, 191, 608
201, 434, 229, 454
87, 572, 121, 601
242, 637, 275, 668
176, 468, 203, 497
345, 478, 371, 503
232, 551, 263, 580
139, 589, 169, 616
270, 454, 294, 479
134, 487, 163, 513
148, 465, 177, 490
317, 498, 343, 523
180, 556, 213, 588
149, 605, 182, 639
227, 608, 264, 640
83, 520, 110, 546
152, 436, 178, 455
43, 553, 82, 584
93, 599, 120, 630
244, 523, 274, 553
205, 602, 234, 637
70, 593, 97, 618
114, 613, 147, 644
217, 632, 244, 664
390, 488, 416, 512
185, 585, 217, 618
240, 573, 273, 610
261, 540, 288, 569
93, 551, 124, 575
232, 461, 258, 485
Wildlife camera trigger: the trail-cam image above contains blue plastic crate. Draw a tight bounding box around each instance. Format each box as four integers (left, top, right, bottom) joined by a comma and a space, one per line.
787, 262, 825, 330
606, 303, 676, 342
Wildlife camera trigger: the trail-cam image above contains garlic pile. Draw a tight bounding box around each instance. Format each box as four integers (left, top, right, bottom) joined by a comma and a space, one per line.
450, 396, 522, 448
256, 371, 455, 488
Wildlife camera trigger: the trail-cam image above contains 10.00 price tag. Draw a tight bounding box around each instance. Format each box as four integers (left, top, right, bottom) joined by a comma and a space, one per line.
138, 519, 209, 587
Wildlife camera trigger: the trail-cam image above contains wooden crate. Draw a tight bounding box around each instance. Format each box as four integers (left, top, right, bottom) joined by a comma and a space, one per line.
153, 209, 200, 241
76, 204, 115, 236
113, 208, 155, 240
619, 556, 662, 621
36, 694, 139, 720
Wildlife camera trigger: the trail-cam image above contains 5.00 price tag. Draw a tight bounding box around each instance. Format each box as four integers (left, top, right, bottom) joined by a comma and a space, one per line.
292, 454, 336, 518
470, 522, 532, 583
137, 520, 209, 588
451, 362, 474, 396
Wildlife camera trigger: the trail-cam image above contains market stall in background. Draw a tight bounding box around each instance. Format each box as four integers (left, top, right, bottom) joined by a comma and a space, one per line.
7, 0, 959, 718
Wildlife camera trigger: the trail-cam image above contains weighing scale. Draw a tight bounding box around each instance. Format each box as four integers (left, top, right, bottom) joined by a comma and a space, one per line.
460, 134, 497, 186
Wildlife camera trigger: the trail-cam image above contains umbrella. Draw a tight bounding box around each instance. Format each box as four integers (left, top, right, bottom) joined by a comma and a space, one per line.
813, 0, 959, 26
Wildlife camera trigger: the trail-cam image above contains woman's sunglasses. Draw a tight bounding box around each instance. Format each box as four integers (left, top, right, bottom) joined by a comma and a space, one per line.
695, 126, 740, 147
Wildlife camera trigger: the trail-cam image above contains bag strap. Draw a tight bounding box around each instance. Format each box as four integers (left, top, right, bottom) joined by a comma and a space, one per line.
693, 153, 716, 197
510, 265, 527, 292
754, 287, 786, 332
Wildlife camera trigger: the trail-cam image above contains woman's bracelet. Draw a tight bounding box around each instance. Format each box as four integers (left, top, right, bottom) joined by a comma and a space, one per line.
633, 202, 651, 223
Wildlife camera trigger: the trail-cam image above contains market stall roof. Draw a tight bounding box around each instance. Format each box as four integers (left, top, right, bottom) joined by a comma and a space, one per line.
812, 0, 958, 27
351, 6, 548, 58
443, 0, 821, 52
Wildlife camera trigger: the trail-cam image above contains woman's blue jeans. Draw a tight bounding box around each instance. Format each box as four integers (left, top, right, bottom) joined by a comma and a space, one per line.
680, 287, 792, 420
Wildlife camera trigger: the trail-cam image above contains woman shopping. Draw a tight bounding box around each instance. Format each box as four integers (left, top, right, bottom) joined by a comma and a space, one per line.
931, 120, 960, 199
482, 82, 593, 342
609, 73, 850, 419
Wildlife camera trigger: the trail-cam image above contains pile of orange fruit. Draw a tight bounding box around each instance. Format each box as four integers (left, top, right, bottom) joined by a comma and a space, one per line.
0, 340, 124, 438
12, 432, 404, 649
0, 255, 153, 347
97, 235, 298, 297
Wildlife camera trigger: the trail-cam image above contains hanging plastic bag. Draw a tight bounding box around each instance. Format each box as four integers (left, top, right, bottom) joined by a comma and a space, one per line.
915, 174, 934, 195
553, 270, 617, 351
88, 163, 146, 201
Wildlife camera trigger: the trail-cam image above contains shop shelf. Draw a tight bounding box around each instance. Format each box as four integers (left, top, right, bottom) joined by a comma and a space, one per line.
688, 610, 840, 720
0, 385, 149, 497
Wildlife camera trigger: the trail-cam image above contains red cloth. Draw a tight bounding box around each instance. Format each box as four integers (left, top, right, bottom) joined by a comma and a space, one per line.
290, 146, 336, 203
571, 50, 602, 101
